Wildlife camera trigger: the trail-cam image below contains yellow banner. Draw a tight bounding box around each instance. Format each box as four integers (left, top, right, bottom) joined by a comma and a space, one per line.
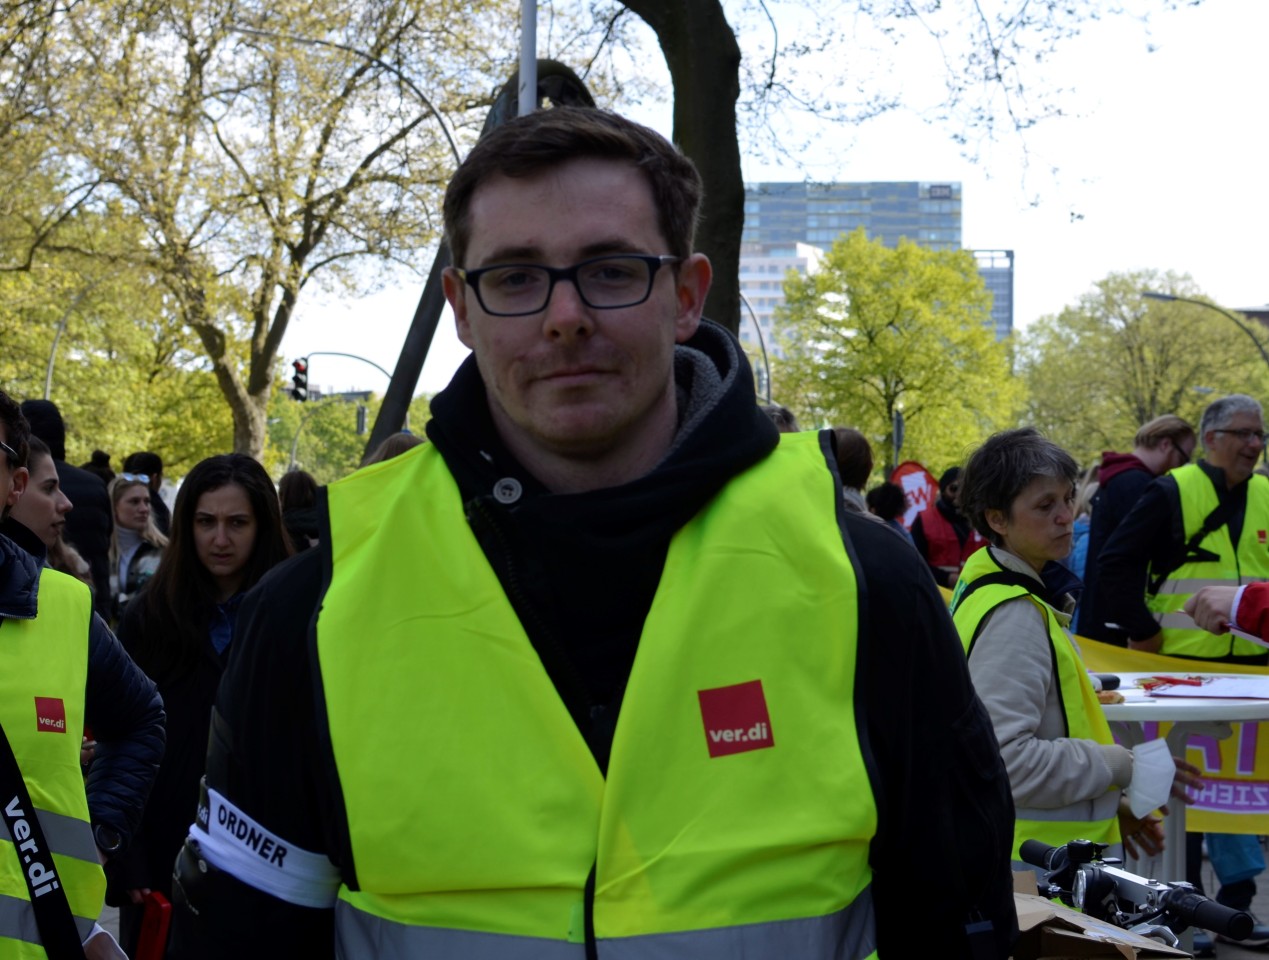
1077, 636, 1269, 834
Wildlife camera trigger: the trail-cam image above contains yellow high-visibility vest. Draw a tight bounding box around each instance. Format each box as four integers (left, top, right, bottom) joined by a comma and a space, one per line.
952, 548, 1120, 860
1147, 464, 1269, 659
318, 433, 879, 958
0, 568, 104, 959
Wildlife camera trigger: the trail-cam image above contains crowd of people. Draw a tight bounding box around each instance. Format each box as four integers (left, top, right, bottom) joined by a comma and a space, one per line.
2, 103, 1266, 960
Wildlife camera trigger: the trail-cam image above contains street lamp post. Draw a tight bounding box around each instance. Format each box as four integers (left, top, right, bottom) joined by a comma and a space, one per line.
1142, 291, 1269, 371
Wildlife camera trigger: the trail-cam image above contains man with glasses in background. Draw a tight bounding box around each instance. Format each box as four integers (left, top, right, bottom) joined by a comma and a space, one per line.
1078, 414, 1196, 644
1100, 394, 1269, 951
170, 106, 1017, 959
911, 465, 986, 589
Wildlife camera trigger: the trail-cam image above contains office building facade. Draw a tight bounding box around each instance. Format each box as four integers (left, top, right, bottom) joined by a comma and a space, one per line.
737, 181, 1014, 355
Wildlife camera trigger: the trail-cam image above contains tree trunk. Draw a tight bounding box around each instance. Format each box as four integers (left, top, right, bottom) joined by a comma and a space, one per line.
624, 0, 743, 335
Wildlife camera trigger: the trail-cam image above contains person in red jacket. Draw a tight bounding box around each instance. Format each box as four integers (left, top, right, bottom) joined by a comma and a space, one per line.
911, 466, 987, 588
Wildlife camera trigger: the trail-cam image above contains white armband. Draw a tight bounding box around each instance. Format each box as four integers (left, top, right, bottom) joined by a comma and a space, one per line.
190, 786, 341, 909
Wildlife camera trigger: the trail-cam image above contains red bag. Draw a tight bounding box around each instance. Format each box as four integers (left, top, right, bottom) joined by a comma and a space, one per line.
134, 891, 172, 960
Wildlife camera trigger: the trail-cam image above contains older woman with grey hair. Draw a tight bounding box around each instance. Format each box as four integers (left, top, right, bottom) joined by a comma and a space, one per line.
948, 427, 1199, 867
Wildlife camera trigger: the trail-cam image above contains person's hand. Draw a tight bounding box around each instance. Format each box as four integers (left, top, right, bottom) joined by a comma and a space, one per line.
1119, 801, 1167, 860
126, 887, 151, 905
1170, 756, 1203, 804
1183, 586, 1240, 635
80, 737, 96, 768
1127, 632, 1163, 653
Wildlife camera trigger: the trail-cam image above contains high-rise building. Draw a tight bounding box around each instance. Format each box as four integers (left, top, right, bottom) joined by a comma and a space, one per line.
738, 181, 1014, 346
743, 181, 963, 250
737, 241, 824, 366
973, 249, 1015, 341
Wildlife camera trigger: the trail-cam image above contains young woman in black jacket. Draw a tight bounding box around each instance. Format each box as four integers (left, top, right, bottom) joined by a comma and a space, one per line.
110, 454, 291, 955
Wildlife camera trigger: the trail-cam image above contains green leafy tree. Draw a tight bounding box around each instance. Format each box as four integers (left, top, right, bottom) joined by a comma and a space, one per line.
774, 227, 1022, 472
265, 387, 431, 484
1017, 271, 1269, 466
16, 0, 524, 457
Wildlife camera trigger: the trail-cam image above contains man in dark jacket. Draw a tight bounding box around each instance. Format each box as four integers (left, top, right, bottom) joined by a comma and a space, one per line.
19, 399, 114, 619
0, 390, 165, 955
1078, 414, 1194, 643
911, 466, 987, 588
170, 107, 1017, 959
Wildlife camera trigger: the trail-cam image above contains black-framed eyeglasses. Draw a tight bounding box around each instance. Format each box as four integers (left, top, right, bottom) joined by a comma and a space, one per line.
1214, 429, 1268, 444
0, 439, 17, 467
120, 472, 150, 483
456, 255, 681, 317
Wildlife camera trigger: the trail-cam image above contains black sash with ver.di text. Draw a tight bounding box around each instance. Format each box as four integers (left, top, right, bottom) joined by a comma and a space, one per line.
0, 627, 88, 958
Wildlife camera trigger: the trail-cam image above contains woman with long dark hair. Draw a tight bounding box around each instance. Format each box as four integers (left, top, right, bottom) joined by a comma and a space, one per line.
110, 454, 292, 953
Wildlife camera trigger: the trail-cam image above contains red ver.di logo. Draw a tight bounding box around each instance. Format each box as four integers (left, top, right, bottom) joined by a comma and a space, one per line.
698, 679, 775, 758
35, 697, 66, 733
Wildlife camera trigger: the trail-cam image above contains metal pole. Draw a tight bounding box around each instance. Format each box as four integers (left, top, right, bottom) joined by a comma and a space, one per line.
518, 0, 537, 117
738, 293, 772, 403
304, 351, 392, 380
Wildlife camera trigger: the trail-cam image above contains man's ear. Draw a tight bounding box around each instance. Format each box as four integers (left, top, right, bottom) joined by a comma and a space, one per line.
673, 253, 712, 344
5, 465, 28, 510
442, 267, 475, 349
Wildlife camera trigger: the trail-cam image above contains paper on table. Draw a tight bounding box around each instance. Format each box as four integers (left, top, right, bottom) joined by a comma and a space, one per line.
1228, 624, 1269, 649
1151, 676, 1269, 699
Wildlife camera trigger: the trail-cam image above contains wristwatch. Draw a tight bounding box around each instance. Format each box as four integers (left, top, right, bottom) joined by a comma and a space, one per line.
93, 823, 123, 857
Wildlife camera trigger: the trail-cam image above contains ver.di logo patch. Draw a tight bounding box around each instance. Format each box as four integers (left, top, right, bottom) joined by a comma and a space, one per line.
34, 697, 66, 734
698, 679, 774, 758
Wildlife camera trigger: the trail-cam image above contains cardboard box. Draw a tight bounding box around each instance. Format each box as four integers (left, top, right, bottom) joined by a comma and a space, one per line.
1011, 891, 1190, 959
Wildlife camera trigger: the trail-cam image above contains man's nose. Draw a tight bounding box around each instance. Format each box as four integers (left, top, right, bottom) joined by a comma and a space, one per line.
541, 277, 595, 340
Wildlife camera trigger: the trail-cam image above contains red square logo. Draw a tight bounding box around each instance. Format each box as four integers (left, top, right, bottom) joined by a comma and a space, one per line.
698, 679, 775, 758
34, 697, 66, 734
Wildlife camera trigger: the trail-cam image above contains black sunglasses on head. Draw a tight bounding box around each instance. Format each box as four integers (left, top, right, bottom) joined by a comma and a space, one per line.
0, 439, 18, 466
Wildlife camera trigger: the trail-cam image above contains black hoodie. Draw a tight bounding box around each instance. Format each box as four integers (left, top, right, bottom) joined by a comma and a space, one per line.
170, 322, 1018, 959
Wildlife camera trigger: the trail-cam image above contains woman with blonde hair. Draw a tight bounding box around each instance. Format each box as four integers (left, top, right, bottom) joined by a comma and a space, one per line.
109, 472, 168, 619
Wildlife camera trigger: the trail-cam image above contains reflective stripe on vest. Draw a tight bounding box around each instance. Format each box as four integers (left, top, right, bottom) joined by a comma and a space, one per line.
950, 548, 1120, 859
319, 432, 878, 958
336, 891, 876, 959
0, 569, 104, 957
1146, 466, 1269, 658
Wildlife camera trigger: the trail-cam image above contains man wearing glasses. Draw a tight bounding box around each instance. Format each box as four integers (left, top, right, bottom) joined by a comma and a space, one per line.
1100, 394, 1269, 661
1078, 414, 1196, 644
171, 107, 1017, 959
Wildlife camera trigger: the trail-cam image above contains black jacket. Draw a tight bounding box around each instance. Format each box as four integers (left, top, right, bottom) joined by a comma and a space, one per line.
55, 459, 114, 620
109, 590, 231, 904
0, 528, 165, 853
170, 322, 1018, 958
1079, 456, 1156, 643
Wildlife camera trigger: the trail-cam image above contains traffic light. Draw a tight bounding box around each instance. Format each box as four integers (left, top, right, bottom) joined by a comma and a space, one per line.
290, 358, 309, 402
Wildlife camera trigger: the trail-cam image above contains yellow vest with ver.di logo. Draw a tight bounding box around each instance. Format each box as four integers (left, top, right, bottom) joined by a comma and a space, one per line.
318, 432, 879, 959
0, 568, 105, 959
951, 548, 1120, 862
1146, 464, 1269, 659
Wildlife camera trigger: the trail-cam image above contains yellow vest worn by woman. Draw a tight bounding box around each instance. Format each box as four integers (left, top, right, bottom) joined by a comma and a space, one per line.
1146, 464, 1269, 659
318, 432, 879, 959
950, 547, 1120, 861
0, 568, 105, 959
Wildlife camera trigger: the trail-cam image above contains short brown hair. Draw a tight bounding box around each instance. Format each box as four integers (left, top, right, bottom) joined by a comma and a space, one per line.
442, 107, 703, 269
0, 390, 30, 469
832, 427, 874, 490
1134, 414, 1194, 451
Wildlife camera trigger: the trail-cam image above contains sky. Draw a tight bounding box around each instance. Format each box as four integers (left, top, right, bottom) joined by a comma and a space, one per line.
283, 0, 1268, 398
